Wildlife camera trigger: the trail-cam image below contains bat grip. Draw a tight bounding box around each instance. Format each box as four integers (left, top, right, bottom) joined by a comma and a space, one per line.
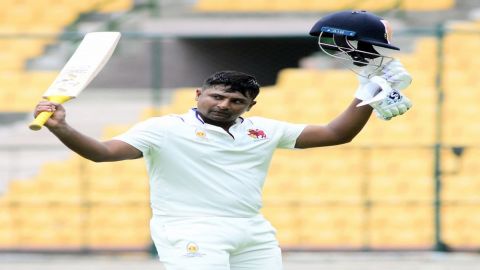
29, 111, 54, 131
29, 95, 72, 131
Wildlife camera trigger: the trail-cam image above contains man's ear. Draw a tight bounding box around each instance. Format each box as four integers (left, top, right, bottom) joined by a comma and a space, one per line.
195, 89, 202, 101
246, 101, 257, 111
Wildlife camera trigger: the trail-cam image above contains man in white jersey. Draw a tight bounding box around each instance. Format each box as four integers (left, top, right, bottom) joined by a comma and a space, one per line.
33, 10, 413, 270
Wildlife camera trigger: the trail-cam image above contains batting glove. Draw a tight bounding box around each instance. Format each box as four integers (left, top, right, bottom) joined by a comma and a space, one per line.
370, 90, 412, 121
362, 76, 412, 120
355, 60, 413, 120
356, 60, 412, 105
381, 59, 412, 91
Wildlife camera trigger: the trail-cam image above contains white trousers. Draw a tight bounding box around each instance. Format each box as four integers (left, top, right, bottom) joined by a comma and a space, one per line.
150, 214, 283, 270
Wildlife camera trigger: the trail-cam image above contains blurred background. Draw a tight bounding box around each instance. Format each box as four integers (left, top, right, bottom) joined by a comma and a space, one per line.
1, 0, 480, 268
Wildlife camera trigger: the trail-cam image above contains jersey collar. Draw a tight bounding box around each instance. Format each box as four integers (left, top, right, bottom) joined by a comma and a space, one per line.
189, 108, 244, 126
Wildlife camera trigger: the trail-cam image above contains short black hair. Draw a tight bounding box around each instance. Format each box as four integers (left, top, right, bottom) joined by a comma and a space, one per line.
202, 71, 260, 100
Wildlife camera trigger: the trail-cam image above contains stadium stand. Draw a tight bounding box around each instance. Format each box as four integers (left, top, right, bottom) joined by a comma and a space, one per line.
442, 204, 480, 248
0, 200, 15, 247
368, 148, 434, 202
368, 204, 434, 248
256, 90, 436, 248
194, 0, 455, 12
0, 0, 139, 249
0, 155, 151, 249
86, 204, 151, 247
14, 203, 85, 248
442, 22, 480, 146
299, 205, 365, 247
0, 0, 133, 113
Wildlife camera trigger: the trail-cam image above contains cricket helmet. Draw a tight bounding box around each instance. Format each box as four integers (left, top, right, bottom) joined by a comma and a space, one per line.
310, 10, 399, 67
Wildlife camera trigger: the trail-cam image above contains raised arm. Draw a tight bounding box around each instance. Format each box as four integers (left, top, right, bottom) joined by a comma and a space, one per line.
34, 101, 142, 162
295, 60, 413, 149
300, 11, 416, 148
295, 98, 372, 148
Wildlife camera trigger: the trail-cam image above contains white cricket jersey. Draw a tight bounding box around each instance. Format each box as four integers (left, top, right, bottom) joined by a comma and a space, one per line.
114, 109, 306, 217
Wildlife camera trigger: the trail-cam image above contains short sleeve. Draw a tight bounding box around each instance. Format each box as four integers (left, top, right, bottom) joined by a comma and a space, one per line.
113, 118, 164, 155
276, 121, 307, 149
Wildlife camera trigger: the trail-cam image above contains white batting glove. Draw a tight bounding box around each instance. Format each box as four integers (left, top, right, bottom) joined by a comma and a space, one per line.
356, 60, 412, 105
360, 76, 412, 120
370, 89, 412, 120
355, 60, 413, 120
381, 60, 412, 91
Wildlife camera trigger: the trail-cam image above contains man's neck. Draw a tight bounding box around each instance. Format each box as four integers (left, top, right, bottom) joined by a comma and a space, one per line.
203, 118, 235, 132
193, 108, 240, 132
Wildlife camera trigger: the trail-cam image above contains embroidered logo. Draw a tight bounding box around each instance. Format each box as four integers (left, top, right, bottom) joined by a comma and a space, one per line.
247, 129, 267, 139
195, 128, 207, 139
184, 242, 205, 257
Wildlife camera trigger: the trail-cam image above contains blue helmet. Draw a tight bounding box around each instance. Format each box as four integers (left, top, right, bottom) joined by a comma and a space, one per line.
310, 10, 399, 66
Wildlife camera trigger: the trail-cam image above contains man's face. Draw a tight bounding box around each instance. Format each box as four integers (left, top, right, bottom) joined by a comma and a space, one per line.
195, 85, 256, 126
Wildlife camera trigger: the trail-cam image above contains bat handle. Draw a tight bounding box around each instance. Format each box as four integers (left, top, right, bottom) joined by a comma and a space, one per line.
29, 111, 54, 131
29, 95, 72, 131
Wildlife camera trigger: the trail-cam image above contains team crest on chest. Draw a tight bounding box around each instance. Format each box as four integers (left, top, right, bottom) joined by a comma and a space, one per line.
195, 128, 207, 139
247, 129, 267, 140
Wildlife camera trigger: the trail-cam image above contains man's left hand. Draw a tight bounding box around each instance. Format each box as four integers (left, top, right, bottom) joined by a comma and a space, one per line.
381, 60, 412, 91
369, 89, 412, 120
356, 59, 413, 120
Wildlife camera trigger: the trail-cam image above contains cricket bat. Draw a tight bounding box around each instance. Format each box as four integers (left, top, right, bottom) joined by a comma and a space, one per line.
29, 32, 121, 131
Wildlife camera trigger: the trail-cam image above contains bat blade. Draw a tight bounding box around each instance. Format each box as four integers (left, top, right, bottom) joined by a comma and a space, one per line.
29, 32, 121, 131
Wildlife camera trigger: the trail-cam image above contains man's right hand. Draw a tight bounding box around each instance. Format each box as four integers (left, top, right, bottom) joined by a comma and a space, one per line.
32, 100, 142, 162
33, 101, 67, 129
